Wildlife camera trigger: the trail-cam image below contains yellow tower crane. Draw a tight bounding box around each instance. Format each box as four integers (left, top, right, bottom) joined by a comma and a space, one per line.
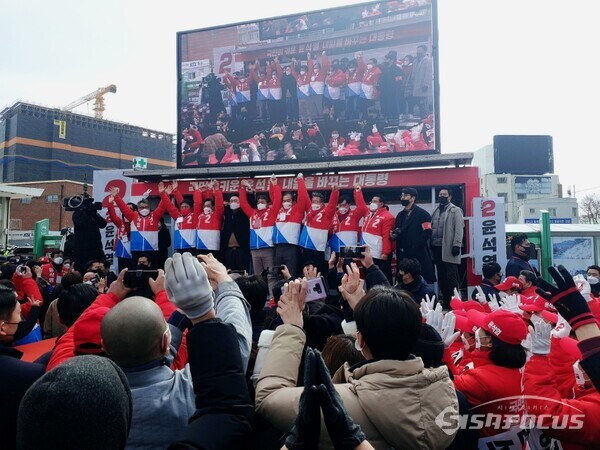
62, 84, 117, 119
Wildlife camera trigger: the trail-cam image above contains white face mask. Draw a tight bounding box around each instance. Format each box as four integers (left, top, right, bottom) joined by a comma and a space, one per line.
331, 134, 339, 139
312, 203, 321, 211
282, 201, 292, 210
573, 361, 587, 387
229, 202, 240, 210
354, 336, 363, 353
475, 330, 491, 350
257, 203, 267, 211
367, 64, 374, 70
300, 70, 306, 76
588, 276, 599, 285
53, 257, 63, 265
139, 208, 150, 217
369, 202, 378, 212
338, 207, 349, 215
461, 334, 473, 350
63, 263, 71, 270
203, 207, 212, 215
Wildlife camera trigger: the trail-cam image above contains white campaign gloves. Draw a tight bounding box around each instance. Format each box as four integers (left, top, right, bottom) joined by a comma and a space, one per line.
574, 274, 592, 302
529, 321, 552, 355
500, 294, 522, 315
164, 252, 214, 319
425, 305, 460, 348
420, 294, 437, 317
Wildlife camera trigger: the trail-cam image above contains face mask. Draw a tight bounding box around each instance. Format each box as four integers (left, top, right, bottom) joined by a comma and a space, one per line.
331, 134, 339, 139
461, 334, 473, 350
257, 203, 267, 211
573, 361, 587, 387
53, 257, 63, 265
139, 208, 150, 217
438, 197, 449, 205
400, 199, 410, 207
475, 330, 491, 350
63, 263, 71, 270
588, 276, 599, 285
312, 203, 321, 211
285, 71, 291, 76
367, 64, 374, 70
203, 207, 212, 215
338, 207, 348, 215
84, 280, 94, 286
300, 70, 306, 76
11, 321, 32, 342
354, 336, 363, 353
229, 202, 240, 210
283, 202, 292, 210
137, 264, 149, 270
369, 202, 378, 212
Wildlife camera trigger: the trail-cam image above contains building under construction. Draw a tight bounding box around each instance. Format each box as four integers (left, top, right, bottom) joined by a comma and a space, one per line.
0, 102, 175, 184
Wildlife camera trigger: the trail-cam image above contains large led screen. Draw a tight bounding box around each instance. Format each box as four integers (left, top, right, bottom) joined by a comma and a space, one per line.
177, 0, 439, 169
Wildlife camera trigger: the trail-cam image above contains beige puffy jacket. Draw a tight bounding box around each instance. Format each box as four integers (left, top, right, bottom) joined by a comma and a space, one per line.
255, 324, 459, 449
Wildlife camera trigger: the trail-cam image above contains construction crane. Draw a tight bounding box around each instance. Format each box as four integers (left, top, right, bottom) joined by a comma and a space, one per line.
62, 84, 117, 119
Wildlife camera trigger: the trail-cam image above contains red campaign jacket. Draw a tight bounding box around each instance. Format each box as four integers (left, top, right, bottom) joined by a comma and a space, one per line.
41, 263, 70, 287
524, 355, 600, 450
12, 273, 43, 319
276, 178, 309, 226
549, 337, 578, 398
337, 189, 368, 234
361, 207, 395, 257
46, 290, 188, 373
304, 190, 340, 231
106, 201, 131, 248
115, 193, 170, 232
195, 189, 224, 232
165, 189, 200, 230
453, 362, 524, 440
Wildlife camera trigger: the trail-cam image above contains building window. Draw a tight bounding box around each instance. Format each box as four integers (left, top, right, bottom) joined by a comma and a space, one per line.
47, 195, 59, 203
21, 197, 32, 204
572, 207, 578, 217
517, 193, 527, 200
529, 208, 536, 214
549, 208, 557, 216
497, 177, 507, 184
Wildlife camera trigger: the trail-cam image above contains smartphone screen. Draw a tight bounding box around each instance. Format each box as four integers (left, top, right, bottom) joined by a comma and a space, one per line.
123, 270, 159, 289
305, 276, 328, 302
339, 246, 366, 259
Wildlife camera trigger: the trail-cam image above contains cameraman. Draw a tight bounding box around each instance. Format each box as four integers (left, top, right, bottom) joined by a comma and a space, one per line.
65, 191, 107, 274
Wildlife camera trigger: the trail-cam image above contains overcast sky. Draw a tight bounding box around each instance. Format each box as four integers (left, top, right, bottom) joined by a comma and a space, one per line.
2, 0, 599, 198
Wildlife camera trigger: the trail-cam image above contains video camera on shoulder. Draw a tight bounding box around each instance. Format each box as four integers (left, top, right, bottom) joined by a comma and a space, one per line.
62, 182, 102, 212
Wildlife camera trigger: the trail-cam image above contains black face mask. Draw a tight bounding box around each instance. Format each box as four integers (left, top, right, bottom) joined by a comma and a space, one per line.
400, 199, 410, 207
519, 247, 531, 261
438, 197, 449, 205
11, 320, 34, 342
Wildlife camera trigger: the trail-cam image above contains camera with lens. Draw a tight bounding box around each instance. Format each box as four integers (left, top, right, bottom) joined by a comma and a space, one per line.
62, 183, 102, 212
390, 227, 401, 241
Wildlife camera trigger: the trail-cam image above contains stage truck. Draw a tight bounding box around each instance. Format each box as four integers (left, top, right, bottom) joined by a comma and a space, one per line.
101, 155, 485, 295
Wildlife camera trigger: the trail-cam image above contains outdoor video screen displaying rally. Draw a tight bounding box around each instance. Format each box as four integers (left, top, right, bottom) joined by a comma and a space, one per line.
177, 0, 439, 168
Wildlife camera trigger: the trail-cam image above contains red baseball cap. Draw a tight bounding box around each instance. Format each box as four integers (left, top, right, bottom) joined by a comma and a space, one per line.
454, 310, 478, 334
495, 276, 523, 292
559, 336, 583, 360
541, 310, 559, 324
450, 297, 485, 313
519, 294, 557, 313
73, 306, 110, 355
467, 309, 529, 345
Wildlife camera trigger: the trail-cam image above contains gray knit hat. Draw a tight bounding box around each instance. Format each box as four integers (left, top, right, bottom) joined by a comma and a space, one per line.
17, 355, 132, 449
